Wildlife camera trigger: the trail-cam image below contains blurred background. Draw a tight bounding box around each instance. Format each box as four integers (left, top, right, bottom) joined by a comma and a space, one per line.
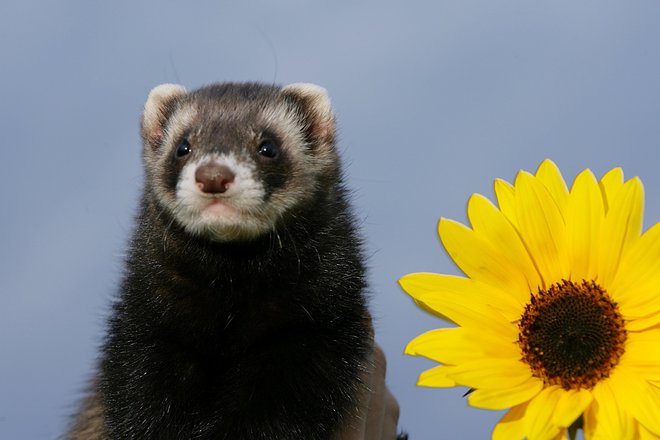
2, 1, 660, 438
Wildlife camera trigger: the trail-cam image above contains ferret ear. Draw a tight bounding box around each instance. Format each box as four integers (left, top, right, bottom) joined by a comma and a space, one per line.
282, 83, 335, 146
141, 84, 187, 149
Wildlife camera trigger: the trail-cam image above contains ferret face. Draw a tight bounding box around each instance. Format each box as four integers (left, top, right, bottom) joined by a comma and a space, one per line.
140, 82, 339, 242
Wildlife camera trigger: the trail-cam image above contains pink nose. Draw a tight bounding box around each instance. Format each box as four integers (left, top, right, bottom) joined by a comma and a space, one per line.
195, 163, 235, 194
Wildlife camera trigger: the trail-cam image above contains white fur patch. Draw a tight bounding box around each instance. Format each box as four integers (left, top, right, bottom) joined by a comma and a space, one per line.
172, 153, 274, 241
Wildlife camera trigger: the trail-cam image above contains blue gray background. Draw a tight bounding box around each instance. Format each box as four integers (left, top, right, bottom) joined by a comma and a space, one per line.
2, 1, 660, 438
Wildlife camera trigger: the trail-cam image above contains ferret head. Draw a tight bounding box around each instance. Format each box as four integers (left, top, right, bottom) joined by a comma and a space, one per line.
140, 82, 340, 242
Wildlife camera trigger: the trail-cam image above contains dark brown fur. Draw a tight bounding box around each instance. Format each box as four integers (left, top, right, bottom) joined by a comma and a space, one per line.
68, 83, 372, 439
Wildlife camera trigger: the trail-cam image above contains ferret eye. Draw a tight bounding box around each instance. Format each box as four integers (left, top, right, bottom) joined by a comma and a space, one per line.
258, 141, 279, 159
176, 139, 191, 157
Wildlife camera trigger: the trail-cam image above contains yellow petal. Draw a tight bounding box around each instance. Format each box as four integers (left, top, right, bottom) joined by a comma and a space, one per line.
467, 193, 543, 294
608, 368, 660, 436
535, 159, 569, 216
611, 222, 660, 292
494, 178, 517, 226
619, 331, 660, 380
405, 327, 518, 365
514, 171, 568, 286
492, 402, 529, 440
525, 386, 564, 440
610, 221, 660, 317
620, 298, 660, 323
552, 388, 593, 428
620, 330, 660, 366
587, 378, 636, 440
438, 218, 530, 296
565, 169, 604, 282
468, 376, 543, 410
622, 365, 660, 383
627, 313, 660, 332
598, 177, 644, 289
405, 329, 463, 363
449, 358, 532, 390
582, 399, 598, 439
399, 273, 522, 327
639, 422, 660, 440
599, 167, 625, 213
417, 365, 457, 387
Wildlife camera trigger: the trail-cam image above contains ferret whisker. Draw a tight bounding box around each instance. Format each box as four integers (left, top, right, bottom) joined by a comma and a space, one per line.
299, 304, 315, 323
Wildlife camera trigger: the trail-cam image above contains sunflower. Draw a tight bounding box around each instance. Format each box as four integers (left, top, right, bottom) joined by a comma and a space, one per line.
401, 160, 660, 439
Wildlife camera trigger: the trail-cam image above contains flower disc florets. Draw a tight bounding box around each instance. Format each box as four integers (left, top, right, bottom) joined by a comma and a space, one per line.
518, 280, 627, 390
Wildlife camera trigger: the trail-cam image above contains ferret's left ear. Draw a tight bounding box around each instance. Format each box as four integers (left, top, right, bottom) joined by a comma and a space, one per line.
282, 83, 335, 146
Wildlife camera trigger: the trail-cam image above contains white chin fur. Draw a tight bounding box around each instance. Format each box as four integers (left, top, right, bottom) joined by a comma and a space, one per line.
172, 153, 273, 242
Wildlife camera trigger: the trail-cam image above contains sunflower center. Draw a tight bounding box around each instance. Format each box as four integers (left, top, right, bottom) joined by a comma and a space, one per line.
518, 280, 627, 390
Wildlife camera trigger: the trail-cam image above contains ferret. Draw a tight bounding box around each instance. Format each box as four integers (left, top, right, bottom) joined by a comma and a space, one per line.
68, 82, 375, 439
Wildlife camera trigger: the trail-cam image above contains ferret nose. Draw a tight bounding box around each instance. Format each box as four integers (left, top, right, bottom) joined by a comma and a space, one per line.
195, 163, 235, 194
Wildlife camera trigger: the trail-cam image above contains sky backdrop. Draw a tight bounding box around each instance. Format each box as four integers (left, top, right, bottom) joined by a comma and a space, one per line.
2, 1, 660, 438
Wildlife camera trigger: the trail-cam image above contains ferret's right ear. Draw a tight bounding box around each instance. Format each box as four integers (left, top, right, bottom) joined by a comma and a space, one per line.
141, 84, 187, 149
